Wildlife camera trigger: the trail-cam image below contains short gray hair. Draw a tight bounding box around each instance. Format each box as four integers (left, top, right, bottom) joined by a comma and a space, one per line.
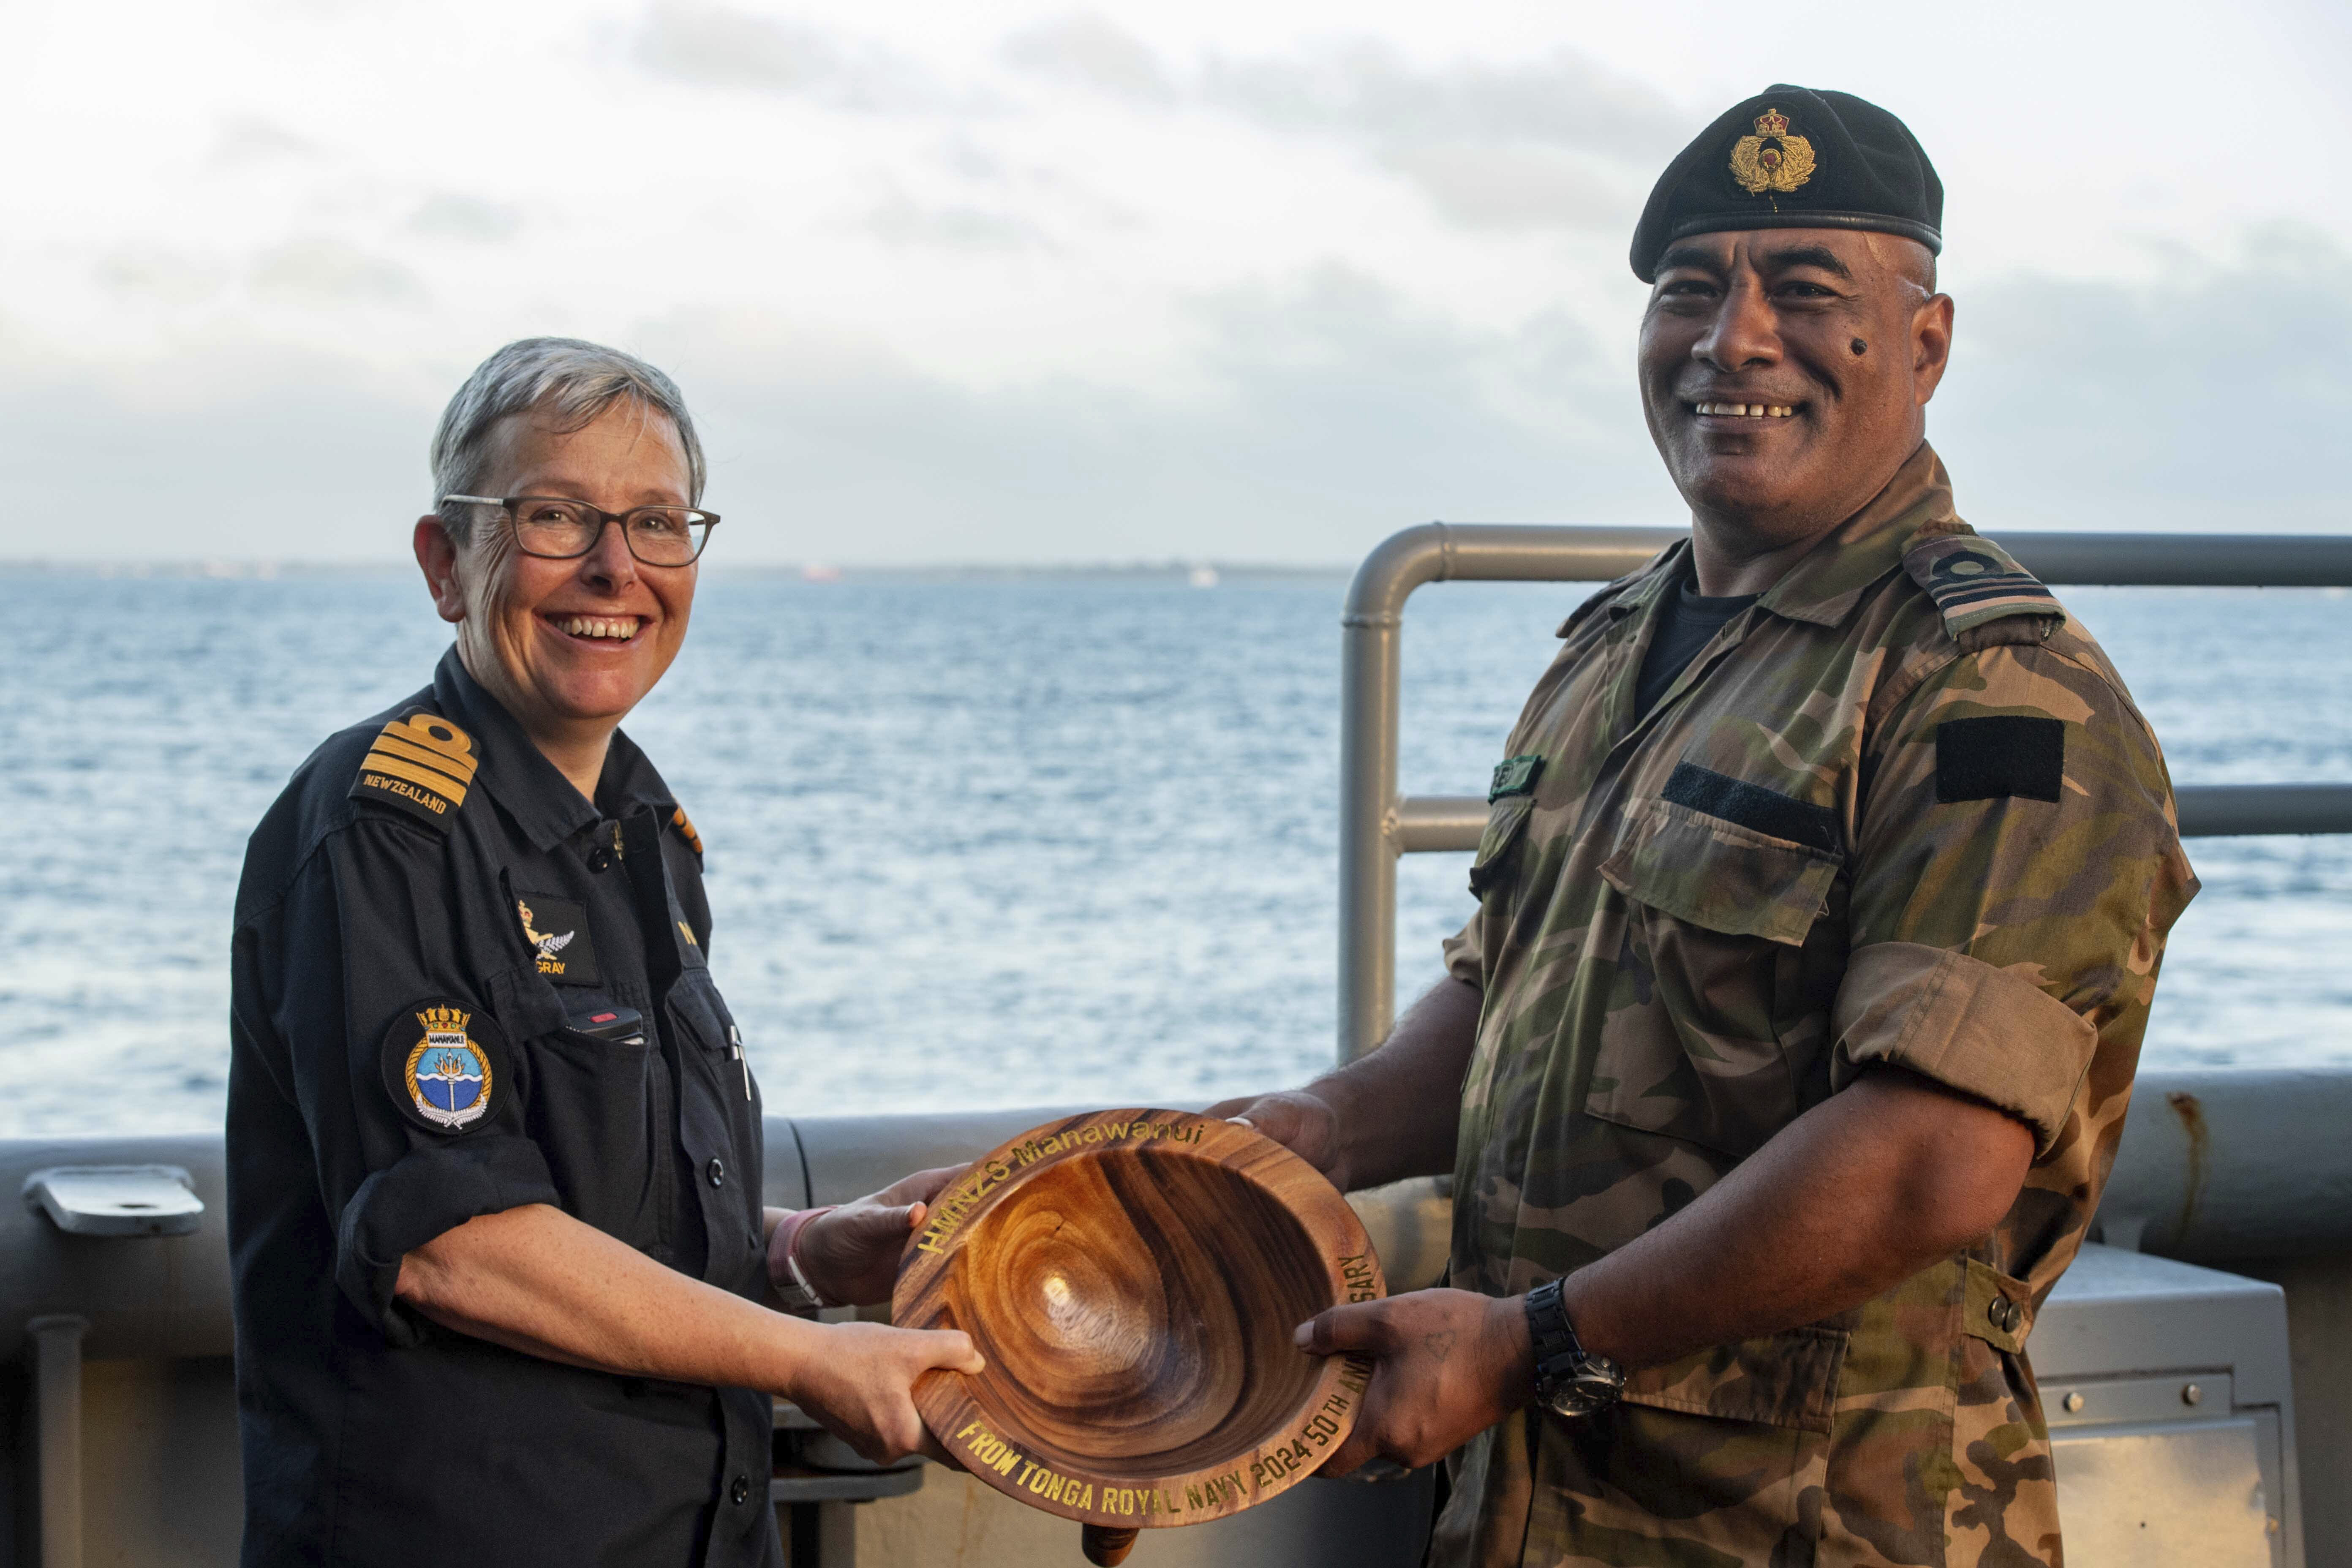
430, 337, 707, 542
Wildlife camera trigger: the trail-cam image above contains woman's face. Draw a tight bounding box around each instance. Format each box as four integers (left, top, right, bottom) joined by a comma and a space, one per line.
441, 400, 699, 738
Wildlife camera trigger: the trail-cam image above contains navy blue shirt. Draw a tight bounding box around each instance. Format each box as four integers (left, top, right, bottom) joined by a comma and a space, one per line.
227, 648, 779, 1568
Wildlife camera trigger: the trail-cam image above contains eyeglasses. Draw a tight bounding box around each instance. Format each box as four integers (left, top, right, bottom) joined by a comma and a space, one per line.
441, 495, 719, 566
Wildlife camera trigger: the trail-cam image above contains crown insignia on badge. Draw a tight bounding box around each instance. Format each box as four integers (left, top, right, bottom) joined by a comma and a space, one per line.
1730, 106, 1816, 196
406, 1007, 492, 1131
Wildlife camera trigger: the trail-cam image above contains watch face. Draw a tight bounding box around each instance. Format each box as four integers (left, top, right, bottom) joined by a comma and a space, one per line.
1544, 1368, 1624, 1420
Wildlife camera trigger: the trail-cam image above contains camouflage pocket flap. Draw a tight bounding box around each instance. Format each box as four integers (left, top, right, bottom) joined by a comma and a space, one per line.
1600, 798, 1841, 947
1618, 1325, 1849, 1433
1467, 795, 1536, 898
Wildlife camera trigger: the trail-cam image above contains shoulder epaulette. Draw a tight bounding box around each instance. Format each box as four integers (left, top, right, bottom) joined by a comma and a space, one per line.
1554, 566, 1652, 639
1902, 528, 2063, 642
348, 710, 479, 830
668, 804, 704, 858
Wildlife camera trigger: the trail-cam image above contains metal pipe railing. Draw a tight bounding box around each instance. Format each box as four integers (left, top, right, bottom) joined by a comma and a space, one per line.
1339, 525, 2352, 1062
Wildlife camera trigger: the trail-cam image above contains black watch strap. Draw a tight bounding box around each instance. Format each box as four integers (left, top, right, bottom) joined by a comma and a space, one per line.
1525, 1279, 1625, 1419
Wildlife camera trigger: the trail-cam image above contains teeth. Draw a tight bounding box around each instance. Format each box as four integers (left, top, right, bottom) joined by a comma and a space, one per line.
1694, 401, 1796, 418
559, 616, 638, 640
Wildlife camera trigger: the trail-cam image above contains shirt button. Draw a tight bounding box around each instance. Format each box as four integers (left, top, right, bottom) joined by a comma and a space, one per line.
730, 1473, 751, 1505
706, 1157, 726, 1189
587, 846, 615, 873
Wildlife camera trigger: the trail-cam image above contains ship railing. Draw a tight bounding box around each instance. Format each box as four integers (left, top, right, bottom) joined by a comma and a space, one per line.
1338, 525, 2352, 1061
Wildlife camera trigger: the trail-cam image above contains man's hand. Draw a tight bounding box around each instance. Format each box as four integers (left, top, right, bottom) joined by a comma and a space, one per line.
1206, 977, 1483, 1195
1294, 1288, 1532, 1475
784, 1165, 963, 1308
1204, 1089, 1350, 1190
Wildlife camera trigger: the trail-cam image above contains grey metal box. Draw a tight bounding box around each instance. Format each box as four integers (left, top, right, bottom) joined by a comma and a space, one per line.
2036, 1244, 2300, 1568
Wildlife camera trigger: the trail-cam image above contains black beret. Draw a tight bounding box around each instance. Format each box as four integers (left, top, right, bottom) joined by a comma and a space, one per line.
1630, 86, 1942, 282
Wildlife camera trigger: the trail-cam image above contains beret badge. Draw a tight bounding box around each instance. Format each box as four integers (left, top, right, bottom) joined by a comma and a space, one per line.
1729, 107, 1816, 197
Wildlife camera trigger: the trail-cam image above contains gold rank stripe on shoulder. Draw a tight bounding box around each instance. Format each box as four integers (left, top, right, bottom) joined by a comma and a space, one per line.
1901, 531, 2062, 637
357, 712, 479, 817
669, 804, 703, 856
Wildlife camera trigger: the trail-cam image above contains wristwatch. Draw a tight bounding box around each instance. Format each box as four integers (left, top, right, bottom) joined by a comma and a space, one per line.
1525, 1278, 1625, 1418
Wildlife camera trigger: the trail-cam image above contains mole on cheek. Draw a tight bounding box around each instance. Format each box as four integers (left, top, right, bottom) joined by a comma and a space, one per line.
1850, 338, 1868, 356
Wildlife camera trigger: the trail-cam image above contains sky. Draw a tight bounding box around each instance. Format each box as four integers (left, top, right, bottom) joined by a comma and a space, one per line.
2, 0, 2348, 565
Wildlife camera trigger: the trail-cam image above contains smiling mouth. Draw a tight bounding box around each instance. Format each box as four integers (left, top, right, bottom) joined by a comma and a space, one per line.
1690, 400, 1800, 419
545, 614, 644, 643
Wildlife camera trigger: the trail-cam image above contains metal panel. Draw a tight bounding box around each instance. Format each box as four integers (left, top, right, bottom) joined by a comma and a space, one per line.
2051, 1419, 2272, 1568
2036, 1245, 2300, 1568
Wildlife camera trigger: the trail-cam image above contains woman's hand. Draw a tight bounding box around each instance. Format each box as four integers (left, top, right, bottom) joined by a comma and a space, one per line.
777, 1165, 965, 1308
785, 1320, 986, 1464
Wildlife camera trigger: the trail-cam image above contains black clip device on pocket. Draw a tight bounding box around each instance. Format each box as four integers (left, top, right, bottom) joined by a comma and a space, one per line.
573, 1005, 645, 1046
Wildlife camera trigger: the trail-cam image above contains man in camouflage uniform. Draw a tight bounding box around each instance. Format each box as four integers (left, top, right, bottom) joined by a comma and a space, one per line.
1215, 87, 2195, 1565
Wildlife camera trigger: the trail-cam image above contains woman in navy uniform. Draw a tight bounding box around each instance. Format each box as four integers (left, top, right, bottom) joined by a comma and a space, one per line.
226, 338, 980, 1568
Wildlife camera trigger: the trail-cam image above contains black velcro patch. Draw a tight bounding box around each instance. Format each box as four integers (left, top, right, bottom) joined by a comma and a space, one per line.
514, 893, 602, 986
1936, 716, 2065, 803
380, 999, 509, 1136
1661, 762, 1840, 853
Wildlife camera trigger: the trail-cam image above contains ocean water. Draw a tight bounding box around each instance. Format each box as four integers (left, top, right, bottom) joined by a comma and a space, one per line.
4, 569, 2349, 1136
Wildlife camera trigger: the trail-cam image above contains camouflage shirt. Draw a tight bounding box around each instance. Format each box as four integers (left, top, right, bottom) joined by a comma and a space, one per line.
1433, 445, 2197, 1568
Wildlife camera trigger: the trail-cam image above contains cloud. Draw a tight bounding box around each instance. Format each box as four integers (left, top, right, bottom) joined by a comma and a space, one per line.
634, 265, 1649, 564
1201, 42, 1680, 235
1201, 40, 1682, 158
859, 185, 1049, 251
250, 239, 425, 306
210, 116, 317, 169
1001, 14, 1176, 106
0, 339, 435, 561
11, 235, 2344, 566
93, 248, 228, 305
631, 1, 938, 109
1936, 226, 2352, 531
1379, 143, 1633, 233
406, 193, 522, 243
994, 24, 1676, 233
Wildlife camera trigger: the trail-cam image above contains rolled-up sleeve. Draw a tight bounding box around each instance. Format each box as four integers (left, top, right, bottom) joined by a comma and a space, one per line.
251, 816, 559, 1343
1836, 638, 2198, 1153
1442, 910, 1488, 990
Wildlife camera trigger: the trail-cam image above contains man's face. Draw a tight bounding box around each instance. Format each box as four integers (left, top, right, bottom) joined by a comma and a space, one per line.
1638, 228, 1952, 545
443, 400, 698, 738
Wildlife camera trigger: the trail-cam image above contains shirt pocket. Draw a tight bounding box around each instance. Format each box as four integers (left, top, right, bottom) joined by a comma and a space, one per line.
1583, 794, 1845, 1157
664, 966, 736, 1056
1619, 1323, 1849, 1432
524, 1014, 675, 1257
1467, 795, 1537, 899
1600, 791, 1841, 947
663, 968, 764, 1181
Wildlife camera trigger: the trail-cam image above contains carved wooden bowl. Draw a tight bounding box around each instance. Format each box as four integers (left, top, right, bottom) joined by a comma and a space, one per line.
893, 1110, 1384, 1561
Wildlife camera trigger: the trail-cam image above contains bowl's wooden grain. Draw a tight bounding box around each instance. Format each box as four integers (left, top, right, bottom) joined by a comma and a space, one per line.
893, 1109, 1384, 1541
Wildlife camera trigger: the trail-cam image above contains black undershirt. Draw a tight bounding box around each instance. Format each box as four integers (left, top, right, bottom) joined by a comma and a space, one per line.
1633, 568, 1759, 715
